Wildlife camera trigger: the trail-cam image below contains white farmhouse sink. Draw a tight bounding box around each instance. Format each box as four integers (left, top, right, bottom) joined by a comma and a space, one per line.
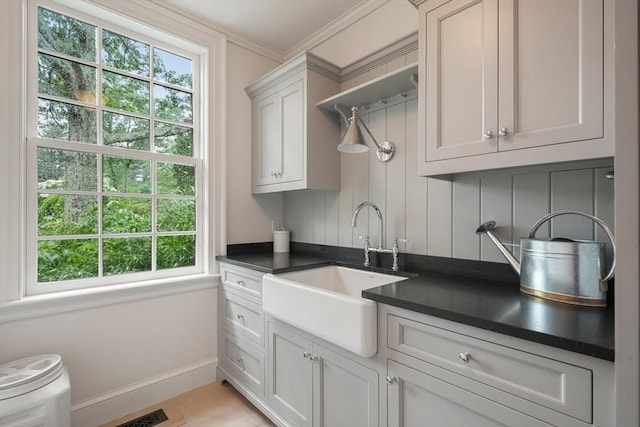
263, 266, 407, 357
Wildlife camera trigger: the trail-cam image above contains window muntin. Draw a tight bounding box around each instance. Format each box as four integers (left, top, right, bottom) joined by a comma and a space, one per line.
28, 3, 202, 294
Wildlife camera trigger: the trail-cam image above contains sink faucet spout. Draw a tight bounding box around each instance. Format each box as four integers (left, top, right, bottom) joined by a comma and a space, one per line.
352, 201, 384, 249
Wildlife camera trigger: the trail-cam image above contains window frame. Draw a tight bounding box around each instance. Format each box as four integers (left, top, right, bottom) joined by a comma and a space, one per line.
24, 0, 208, 295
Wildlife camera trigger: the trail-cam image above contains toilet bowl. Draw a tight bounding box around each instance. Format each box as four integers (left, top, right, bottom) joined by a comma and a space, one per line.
0, 354, 70, 427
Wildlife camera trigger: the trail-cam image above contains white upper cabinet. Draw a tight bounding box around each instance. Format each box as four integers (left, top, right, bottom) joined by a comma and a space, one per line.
246, 53, 341, 194
418, 0, 611, 176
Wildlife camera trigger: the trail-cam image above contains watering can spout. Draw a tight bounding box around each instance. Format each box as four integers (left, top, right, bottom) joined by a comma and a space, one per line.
475, 221, 521, 275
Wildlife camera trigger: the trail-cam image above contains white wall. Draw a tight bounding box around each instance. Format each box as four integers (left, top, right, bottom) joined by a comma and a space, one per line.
225, 43, 283, 245
0, 289, 217, 426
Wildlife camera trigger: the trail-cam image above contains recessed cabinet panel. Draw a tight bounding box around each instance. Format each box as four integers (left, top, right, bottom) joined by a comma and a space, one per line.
313, 344, 378, 427
425, 0, 498, 161
221, 265, 263, 299
222, 291, 264, 347
221, 330, 265, 397
268, 321, 313, 427
387, 360, 552, 427
499, 0, 604, 151
255, 93, 281, 186
280, 80, 304, 184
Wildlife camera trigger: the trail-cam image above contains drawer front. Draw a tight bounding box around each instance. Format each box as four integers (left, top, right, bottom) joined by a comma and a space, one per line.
388, 314, 592, 423
221, 330, 265, 397
221, 265, 263, 298
222, 291, 264, 347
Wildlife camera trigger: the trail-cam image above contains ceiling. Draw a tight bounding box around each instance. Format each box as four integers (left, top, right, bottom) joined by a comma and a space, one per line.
162, 0, 366, 58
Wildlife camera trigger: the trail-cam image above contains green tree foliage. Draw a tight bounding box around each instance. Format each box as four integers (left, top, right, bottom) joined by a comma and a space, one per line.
37, 7, 196, 283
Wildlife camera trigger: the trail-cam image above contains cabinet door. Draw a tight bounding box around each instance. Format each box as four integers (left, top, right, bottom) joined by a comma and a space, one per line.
267, 321, 313, 427
253, 91, 282, 187
387, 360, 551, 427
312, 344, 378, 427
498, 0, 603, 150
424, 0, 498, 161
279, 79, 305, 185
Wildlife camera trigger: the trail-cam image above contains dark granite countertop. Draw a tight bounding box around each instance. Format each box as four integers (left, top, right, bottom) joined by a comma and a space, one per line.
216, 243, 614, 361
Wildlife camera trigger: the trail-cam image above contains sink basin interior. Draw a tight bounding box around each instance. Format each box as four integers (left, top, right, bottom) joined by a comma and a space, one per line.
275, 265, 404, 297
263, 266, 407, 357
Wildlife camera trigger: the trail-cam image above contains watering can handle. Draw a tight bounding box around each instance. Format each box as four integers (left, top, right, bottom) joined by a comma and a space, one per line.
528, 210, 616, 282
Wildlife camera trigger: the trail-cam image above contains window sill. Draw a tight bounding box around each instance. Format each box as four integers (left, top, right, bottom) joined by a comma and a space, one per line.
0, 274, 219, 324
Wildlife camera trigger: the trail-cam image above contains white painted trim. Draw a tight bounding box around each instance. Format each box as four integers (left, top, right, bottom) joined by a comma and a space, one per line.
72, 357, 218, 427
613, 0, 640, 423
283, 0, 391, 61
0, 274, 219, 323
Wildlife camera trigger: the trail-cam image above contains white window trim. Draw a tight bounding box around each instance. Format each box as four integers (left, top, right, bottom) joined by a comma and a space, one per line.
0, 0, 227, 312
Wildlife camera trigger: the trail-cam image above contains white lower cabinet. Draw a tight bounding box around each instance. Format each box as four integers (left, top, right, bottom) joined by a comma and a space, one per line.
267, 320, 379, 427
217, 264, 613, 427
382, 305, 614, 427
387, 359, 551, 427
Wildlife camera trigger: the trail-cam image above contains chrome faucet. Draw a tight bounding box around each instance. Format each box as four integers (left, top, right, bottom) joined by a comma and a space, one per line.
351, 201, 406, 271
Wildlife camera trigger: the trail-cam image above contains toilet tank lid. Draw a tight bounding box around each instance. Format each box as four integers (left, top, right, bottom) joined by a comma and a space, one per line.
0, 354, 63, 400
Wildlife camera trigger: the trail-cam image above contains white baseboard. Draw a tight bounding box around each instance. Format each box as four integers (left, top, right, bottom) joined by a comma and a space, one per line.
71, 358, 218, 427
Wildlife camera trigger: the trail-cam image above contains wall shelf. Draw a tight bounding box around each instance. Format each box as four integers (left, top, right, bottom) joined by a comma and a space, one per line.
317, 62, 418, 116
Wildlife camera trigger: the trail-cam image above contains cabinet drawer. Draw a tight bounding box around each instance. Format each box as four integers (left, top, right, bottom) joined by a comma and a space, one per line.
221, 330, 265, 397
388, 314, 592, 423
221, 265, 263, 299
222, 291, 264, 347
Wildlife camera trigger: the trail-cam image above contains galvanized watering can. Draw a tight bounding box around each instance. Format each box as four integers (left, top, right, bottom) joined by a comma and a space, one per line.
476, 210, 616, 307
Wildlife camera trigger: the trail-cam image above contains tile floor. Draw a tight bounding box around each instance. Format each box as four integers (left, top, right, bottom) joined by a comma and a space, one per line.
100, 382, 274, 427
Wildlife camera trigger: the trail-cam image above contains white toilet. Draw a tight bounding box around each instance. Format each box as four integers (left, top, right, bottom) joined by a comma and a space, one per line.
0, 354, 70, 427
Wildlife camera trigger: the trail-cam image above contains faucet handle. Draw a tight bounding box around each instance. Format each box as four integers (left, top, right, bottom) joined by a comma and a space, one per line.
393, 238, 408, 247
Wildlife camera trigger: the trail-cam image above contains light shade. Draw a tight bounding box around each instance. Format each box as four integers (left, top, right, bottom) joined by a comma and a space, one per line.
337, 116, 369, 153
336, 106, 394, 161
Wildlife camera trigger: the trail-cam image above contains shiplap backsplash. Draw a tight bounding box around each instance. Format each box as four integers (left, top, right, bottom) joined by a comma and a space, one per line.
283, 99, 615, 265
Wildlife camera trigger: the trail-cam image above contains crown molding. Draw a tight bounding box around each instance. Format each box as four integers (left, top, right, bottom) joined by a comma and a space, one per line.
245, 52, 341, 98
283, 0, 390, 62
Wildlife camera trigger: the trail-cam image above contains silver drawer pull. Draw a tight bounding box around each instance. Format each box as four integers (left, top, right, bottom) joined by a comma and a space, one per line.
236, 280, 244, 286
459, 352, 471, 363
236, 314, 244, 321
385, 376, 396, 384
237, 357, 243, 364
483, 130, 495, 140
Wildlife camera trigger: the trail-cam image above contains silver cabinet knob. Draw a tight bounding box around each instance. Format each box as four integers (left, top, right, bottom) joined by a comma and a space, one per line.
498, 127, 508, 136
459, 352, 471, 363
385, 376, 396, 384
483, 130, 494, 140
310, 355, 320, 362
237, 357, 243, 364
303, 351, 310, 358
236, 313, 244, 321
236, 280, 244, 286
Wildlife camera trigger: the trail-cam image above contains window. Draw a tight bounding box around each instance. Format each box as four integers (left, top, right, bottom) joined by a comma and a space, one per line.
26, 2, 203, 295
